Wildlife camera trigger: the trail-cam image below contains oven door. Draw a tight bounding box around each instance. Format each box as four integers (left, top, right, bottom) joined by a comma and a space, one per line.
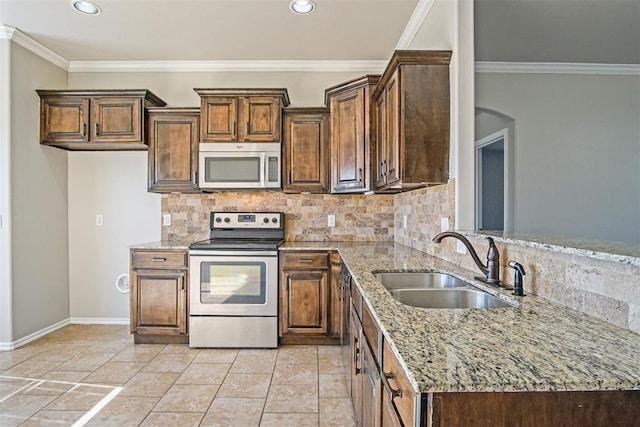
189, 250, 278, 316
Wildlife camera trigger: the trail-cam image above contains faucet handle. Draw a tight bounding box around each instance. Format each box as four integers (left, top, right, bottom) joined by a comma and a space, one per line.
508, 260, 526, 296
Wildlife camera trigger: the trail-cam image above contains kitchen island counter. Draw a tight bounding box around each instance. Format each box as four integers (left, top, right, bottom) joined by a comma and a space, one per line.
280, 241, 640, 394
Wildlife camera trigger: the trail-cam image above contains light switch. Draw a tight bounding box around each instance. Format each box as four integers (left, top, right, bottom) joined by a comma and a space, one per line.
440, 217, 449, 232
95, 214, 103, 226
457, 240, 467, 254
403, 214, 408, 229
327, 214, 336, 227
163, 214, 171, 226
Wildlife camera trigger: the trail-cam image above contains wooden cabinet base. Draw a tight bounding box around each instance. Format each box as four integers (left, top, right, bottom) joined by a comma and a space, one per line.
279, 335, 340, 346
133, 333, 188, 345
428, 390, 640, 427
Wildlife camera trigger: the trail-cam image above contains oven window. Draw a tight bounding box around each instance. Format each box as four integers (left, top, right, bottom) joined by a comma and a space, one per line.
199, 261, 266, 304
204, 157, 261, 183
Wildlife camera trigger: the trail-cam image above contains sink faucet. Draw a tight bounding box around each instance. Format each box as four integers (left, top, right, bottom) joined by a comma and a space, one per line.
432, 232, 501, 285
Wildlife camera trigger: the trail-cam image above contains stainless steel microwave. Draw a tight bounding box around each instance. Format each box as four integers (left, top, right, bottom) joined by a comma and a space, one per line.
198, 143, 281, 190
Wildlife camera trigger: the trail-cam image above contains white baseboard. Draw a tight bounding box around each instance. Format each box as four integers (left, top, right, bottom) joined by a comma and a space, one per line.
0, 318, 70, 351
70, 318, 130, 325
0, 318, 131, 351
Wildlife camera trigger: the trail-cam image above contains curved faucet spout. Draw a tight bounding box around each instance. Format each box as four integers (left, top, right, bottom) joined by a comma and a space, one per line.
432, 232, 500, 284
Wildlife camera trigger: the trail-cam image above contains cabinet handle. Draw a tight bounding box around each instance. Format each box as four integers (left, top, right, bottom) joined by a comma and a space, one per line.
382, 371, 403, 399
95, 122, 99, 136
246, 122, 250, 136
82, 123, 86, 136
232, 121, 236, 135
353, 336, 361, 374
151, 257, 166, 262
298, 259, 314, 263
358, 168, 363, 183
192, 170, 197, 184
180, 278, 184, 291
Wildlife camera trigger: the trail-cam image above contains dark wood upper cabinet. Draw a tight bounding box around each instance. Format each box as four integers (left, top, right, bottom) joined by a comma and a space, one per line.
283, 107, 330, 194
373, 50, 452, 192
194, 89, 290, 143
325, 75, 380, 194
37, 89, 166, 150
147, 107, 200, 194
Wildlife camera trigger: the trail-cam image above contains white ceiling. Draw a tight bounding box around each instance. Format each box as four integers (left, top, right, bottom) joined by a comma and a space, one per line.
1, 0, 638, 65
0, 0, 419, 62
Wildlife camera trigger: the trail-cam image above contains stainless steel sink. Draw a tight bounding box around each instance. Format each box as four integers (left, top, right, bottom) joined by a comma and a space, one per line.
374, 272, 469, 290
389, 288, 514, 309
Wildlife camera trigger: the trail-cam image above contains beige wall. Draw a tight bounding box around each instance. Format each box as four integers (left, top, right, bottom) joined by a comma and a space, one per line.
0, 39, 11, 344
10, 43, 69, 340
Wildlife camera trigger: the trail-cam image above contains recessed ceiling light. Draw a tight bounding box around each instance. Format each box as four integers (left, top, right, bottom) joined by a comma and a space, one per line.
290, 0, 315, 15
71, 0, 101, 15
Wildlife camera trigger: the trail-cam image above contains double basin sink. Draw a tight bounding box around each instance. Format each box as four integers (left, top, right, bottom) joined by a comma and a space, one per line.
374, 272, 515, 309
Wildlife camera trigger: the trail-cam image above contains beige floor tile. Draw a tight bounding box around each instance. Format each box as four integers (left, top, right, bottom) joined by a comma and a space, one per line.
260, 412, 319, 426
264, 383, 318, 413
0, 394, 58, 426
1, 360, 62, 378
139, 411, 204, 427
229, 352, 277, 374
39, 370, 92, 383
111, 345, 165, 363
83, 396, 159, 426
28, 346, 83, 362
153, 384, 219, 412
276, 345, 318, 365
0, 377, 31, 395
200, 397, 265, 427
55, 352, 117, 372
319, 373, 350, 397
140, 353, 197, 373
193, 349, 239, 364
0, 347, 44, 370
18, 380, 74, 396
82, 361, 146, 385
319, 397, 356, 427
119, 372, 180, 397
318, 353, 345, 374
160, 344, 201, 355
19, 410, 86, 426
44, 384, 115, 411
272, 363, 318, 385
176, 363, 231, 385
217, 373, 272, 398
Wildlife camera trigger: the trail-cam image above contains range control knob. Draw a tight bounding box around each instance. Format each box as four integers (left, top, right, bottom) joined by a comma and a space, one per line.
224, 217, 230, 223
215, 217, 222, 223
271, 217, 278, 223
263, 218, 270, 224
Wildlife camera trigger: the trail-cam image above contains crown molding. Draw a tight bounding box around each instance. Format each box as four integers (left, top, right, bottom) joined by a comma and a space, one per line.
475, 61, 640, 76
0, 25, 69, 71
395, 0, 436, 50
68, 60, 388, 73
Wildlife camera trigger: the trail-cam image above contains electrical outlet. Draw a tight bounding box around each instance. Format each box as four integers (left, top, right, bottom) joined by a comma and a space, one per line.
440, 217, 449, 232
403, 214, 408, 229
457, 240, 467, 254
95, 214, 103, 226
327, 214, 336, 227
162, 214, 171, 226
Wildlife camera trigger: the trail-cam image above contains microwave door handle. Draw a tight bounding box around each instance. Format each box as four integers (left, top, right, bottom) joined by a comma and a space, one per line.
260, 152, 266, 187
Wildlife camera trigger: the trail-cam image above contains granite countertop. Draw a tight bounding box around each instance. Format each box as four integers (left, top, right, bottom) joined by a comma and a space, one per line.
129, 240, 191, 250
281, 241, 640, 394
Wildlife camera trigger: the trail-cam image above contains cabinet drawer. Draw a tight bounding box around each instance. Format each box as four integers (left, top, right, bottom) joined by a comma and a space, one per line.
131, 250, 188, 269
382, 341, 415, 427
362, 303, 382, 365
281, 251, 330, 270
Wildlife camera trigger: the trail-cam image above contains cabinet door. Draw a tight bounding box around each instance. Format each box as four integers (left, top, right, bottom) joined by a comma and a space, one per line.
381, 389, 403, 427
375, 92, 387, 188
91, 97, 142, 143
40, 96, 90, 143
280, 270, 329, 335
148, 111, 200, 193
330, 88, 368, 193
201, 97, 238, 142
362, 341, 382, 427
384, 69, 400, 186
283, 110, 329, 193
239, 96, 281, 142
130, 269, 187, 335
351, 309, 363, 426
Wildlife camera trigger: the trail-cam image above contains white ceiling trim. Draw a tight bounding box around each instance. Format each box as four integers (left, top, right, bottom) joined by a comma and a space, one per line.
68, 60, 389, 73
395, 0, 436, 49
476, 61, 640, 76
0, 25, 69, 71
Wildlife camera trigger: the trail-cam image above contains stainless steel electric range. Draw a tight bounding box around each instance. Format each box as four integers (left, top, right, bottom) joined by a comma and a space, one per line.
188, 212, 284, 348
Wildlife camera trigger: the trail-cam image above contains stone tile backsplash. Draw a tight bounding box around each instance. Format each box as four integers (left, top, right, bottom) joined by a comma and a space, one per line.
161, 179, 639, 333
161, 192, 395, 243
